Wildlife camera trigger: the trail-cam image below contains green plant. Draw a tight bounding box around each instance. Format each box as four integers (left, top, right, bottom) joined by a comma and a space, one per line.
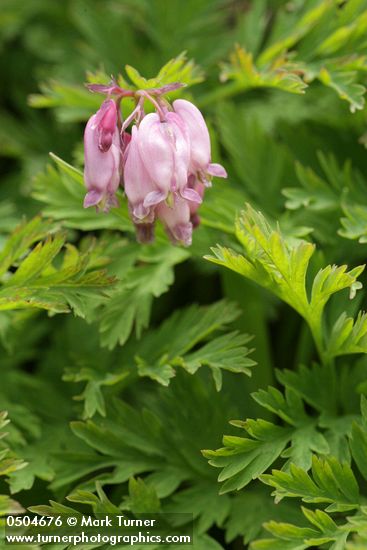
2, 1, 367, 549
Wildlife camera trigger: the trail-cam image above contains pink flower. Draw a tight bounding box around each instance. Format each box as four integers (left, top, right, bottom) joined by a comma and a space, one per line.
82, 79, 226, 246
173, 99, 227, 185
123, 126, 161, 223
156, 196, 193, 247
83, 100, 121, 211
94, 99, 118, 152
136, 112, 202, 205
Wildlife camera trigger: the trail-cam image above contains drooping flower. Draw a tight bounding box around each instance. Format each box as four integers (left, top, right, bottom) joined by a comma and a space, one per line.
123, 125, 160, 223
83, 79, 227, 246
94, 99, 118, 152
156, 196, 193, 247
136, 111, 202, 205
83, 100, 121, 211
173, 99, 227, 185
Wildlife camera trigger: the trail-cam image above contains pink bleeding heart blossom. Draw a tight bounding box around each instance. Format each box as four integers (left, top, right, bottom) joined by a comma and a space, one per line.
173, 99, 227, 185
136, 111, 202, 206
82, 80, 227, 246
124, 125, 160, 224
83, 99, 121, 211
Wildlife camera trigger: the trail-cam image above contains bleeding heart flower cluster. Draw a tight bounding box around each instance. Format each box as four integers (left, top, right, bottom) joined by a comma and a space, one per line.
83, 81, 227, 246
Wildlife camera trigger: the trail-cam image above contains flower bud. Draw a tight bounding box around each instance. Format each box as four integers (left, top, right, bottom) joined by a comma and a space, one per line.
83, 101, 121, 211
93, 99, 118, 152
173, 99, 227, 184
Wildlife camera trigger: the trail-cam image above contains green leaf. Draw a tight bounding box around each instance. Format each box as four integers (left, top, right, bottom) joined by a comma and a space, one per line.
318, 68, 365, 113
99, 244, 189, 350
135, 300, 254, 387
340, 194, 367, 243
250, 398, 367, 549
258, 2, 333, 66
49, 373, 235, 535
283, 156, 343, 213
326, 312, 367, 358
255, 506, 351, 549
0, 412, 28, 479
0, 219, 115, 316
206, 204, 364, 361
33, 154, 133, 231
123, 477, 161, 514
219, 45, 307, 95
203, 420, 292, 494
349, 397, 367, 481
225, 489, 303, 545
204, 354, 367, 495
309, 263, 364, 322
0, 412, 27, 520
276, 363, 337, 415
125, 52, 203, 90
261, 455, 360, 512
253, 386, 330, 469
0, 494, 24, 517
67, 482, 121, 514
6, 232, 66, 287
63, 368, 129, 420
29, 52, 203, 123
203, 377, 333, 493
206, 205, 314, 317
168, 482, 230, 534
177, 331, 255, 391
213, 103, 293, 217
251, 539, 308, 550
29, 80, 102, 122
283, 152, 367, 246
200, 1, 367, 109
0, 216, 55, 279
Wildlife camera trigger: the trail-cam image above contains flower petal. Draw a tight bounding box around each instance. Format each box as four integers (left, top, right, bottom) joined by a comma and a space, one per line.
207, 162, 227, 178
180, 187, 203, 204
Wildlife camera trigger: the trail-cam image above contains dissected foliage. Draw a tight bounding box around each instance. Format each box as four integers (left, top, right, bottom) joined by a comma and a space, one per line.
2, 1, 367, 549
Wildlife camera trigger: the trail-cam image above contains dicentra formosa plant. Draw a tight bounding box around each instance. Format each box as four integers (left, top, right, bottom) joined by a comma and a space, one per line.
83, 80, 227, 246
